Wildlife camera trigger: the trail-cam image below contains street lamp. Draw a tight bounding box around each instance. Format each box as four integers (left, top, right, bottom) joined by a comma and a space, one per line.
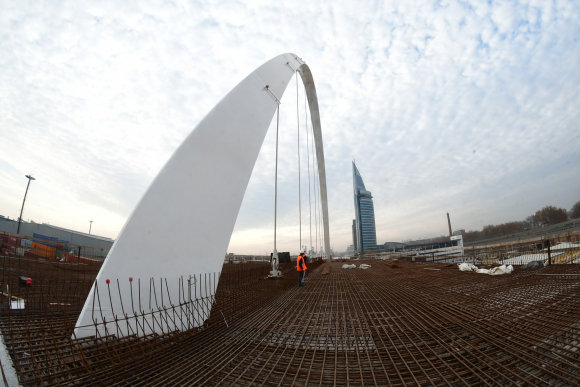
89, 220, 93, 234
17, 175, 36, 235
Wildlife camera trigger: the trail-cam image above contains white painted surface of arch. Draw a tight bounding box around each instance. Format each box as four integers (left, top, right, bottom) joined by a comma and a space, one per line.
74, 53, 330, 338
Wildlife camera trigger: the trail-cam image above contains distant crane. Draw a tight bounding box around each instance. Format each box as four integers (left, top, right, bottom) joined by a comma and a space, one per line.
447, 212, 453, 237
17, 175, 36, 235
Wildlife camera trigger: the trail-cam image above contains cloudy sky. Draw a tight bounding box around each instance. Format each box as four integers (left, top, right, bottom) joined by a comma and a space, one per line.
1, 0, 579, 255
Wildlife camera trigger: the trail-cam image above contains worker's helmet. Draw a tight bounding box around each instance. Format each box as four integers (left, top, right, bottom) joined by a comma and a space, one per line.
300, 248, 306, 254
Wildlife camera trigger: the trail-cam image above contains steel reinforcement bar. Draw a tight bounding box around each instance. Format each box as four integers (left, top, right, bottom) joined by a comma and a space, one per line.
0, 256, 579, 386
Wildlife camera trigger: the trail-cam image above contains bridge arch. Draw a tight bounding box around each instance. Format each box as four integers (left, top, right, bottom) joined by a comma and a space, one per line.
74, 53, 330, 338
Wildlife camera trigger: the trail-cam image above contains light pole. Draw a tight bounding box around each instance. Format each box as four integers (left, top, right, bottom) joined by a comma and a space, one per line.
17, 175, 36, 235
89, 220, 93, 234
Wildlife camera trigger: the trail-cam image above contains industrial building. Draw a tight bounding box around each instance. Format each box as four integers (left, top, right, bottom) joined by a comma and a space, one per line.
0, 216, 114, 255
393, 234, 464, 260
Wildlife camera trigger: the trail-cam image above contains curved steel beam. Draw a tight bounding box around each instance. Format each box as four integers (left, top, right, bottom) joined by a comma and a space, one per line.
74, 53, 330, 338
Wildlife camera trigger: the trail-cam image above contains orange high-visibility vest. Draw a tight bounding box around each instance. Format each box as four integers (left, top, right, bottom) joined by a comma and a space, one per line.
297, 255, 307, 271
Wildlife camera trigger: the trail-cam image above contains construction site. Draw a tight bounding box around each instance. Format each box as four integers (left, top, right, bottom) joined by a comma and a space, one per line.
1, 53, 579, 386
1, 231, 580, 386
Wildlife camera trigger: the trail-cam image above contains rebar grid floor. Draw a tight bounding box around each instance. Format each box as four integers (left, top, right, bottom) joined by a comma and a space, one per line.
1, 258, 580, 386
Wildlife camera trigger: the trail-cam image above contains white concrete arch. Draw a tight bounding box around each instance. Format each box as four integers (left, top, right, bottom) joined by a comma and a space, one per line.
74, 53, 330, 338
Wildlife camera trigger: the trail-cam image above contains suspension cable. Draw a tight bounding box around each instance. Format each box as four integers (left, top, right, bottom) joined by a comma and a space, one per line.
274, 105, 279, 252
317, 163, 324, 253
296, 72, 301, 249
310, 103, 323, 256
304, 89, 312, 255
303, 84, 324, 257
312, 153, 318, 254
315, 142, 323, 252
314, 159, 320, 253
310, 102, 319, 256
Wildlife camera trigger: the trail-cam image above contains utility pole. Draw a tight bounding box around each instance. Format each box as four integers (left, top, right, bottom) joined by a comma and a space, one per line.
17, 175, 36, 235
89, 220, 93, 234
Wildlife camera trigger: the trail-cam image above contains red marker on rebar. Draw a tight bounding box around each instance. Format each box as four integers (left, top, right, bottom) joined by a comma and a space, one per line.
26, 278, 32, 285
129, 277, 133, 282
106, 279, 110, 284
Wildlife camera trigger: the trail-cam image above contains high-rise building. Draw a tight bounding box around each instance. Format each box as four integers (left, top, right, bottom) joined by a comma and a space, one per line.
352, 162, 377, 253
351, 219, 358, 252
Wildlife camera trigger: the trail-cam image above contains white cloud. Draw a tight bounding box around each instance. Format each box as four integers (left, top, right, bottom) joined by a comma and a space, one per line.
1, 0, 579, 254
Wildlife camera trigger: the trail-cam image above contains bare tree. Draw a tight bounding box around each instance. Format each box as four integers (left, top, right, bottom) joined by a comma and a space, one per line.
570, 200, 580, 220
462, 202, 575, 243
463, 221, 527, 243
525, 215, 537, 229
532, 205, 568, 227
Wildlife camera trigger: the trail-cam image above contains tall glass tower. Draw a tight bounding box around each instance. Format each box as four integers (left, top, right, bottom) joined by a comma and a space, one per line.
353, 162, 377, 253
351, 219, 358, 252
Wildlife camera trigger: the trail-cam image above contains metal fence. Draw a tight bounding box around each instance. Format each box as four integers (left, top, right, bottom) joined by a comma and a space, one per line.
359, 231, 580, 267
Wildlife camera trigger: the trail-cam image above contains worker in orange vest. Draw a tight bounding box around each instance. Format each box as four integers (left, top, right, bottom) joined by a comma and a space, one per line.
297, 249, 308, 287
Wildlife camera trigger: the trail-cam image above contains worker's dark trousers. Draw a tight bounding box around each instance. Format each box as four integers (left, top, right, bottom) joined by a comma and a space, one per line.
298, 271, 305, 286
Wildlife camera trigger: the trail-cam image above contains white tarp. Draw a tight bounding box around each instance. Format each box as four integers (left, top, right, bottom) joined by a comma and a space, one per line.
458, 263, 513, 275
342, 264, 356, 269
489, 265, 513, 275
359, 264, 371, 269
458, 263, 478, 272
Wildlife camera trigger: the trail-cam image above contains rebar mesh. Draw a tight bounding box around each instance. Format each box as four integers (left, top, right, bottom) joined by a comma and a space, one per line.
1, 254, 579, 386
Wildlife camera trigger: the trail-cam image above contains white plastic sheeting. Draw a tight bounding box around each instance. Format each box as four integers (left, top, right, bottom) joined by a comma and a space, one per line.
359, 264, 371, 269
457, 263, 513, 275
458, 263, 478, 272
342, 264, 357, 269
489, 265, 514, 275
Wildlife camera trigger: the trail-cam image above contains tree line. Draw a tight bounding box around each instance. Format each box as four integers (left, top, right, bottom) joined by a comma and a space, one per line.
462, 200, 580, 243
